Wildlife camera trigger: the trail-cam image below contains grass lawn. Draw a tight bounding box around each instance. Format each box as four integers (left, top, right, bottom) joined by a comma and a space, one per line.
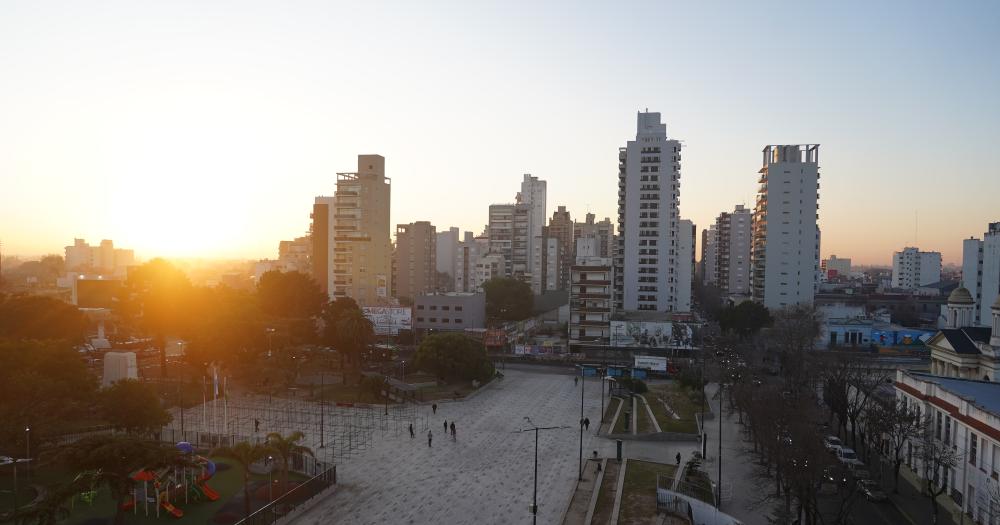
619, 460, 678, 525
612, 397, 632, 434
590, 460, 621, 525
647, 382, 703, 434
602, 397, 622, 432
676, 466, 715, 505
636, 397, 654, 434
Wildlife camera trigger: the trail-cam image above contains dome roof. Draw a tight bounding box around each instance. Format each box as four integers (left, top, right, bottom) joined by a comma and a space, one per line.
948, 286, 975, 305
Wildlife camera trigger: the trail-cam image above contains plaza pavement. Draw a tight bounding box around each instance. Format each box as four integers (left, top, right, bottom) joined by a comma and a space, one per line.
294, 368, 605, 525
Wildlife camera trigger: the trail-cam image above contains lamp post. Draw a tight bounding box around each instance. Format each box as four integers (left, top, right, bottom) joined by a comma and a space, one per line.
24, 427, 30, 480
319, 372, 325, 449
579, 366, 585, 481
267, 455, 274, 503
519, 418, 569, 525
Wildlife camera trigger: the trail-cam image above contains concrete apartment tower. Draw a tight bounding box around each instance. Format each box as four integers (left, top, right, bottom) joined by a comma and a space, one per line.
488, 202, 530, 280
676, 219, 695, 312
614, 111, 685, 312
436, 227, 459, 280
520, 174, 547, 289
701, 224, 718, 286
311, 197, 335, 293
325, 154, 392, 305
393, 221, 437, 301
713, 204, 752, 297
962, 222, 1000, 326
891, 247, 942, 289
574, 213, 615, 260
751, 144, 821, 310
548, 206, 574, 291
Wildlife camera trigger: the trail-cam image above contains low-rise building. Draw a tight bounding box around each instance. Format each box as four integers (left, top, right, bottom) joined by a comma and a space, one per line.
413, 293, 486, 332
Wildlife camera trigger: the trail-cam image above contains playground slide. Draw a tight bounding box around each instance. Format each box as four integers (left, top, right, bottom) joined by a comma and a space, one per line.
198, 482, 220, 501
195, 456, 220, 500
160, 501, 183, 518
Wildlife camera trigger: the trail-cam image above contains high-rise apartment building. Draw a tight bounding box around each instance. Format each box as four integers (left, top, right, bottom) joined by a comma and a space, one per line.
962, 222, 1000, 326
531, 227, 561, 294
614, 111, 686, 312
488, 202, 531, 281
574, 213, 614, 260
520, 174, 547, 285
751, 144, 821, 309
455, 230, 489, 292
548, 206, 574, 290
712, 205, 752, 296
569, 237, 613, 346
393, 221, 437, 300
278, 235, 312, 274
891, 247, 941, 289
323, 154, 392, 305
701, 225, 718, 286
436, 227, 459, 279
311, 197, 335, 294
676, 219, 695, 312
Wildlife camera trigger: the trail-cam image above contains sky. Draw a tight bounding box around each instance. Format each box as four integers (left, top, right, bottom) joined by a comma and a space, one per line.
1, 0, 998, 265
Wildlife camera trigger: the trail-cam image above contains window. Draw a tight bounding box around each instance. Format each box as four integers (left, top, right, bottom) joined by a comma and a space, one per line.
454, 318, 462, 324
944, 417, 951, 445
970, 432, 978, 465
442, 306, 450, 311
417, 317, 425, 322
430, 305, 438, 310
417, 305, 425, 310
455, 306, 463, 311
936, 412, 943, 440
442, 318, 450, 323
429, 317, 437, 322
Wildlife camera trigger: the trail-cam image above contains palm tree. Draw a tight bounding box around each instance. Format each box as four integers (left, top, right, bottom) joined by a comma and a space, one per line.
265, 432, 314, 495
58, 435, 190, 525
212, 441, 274, 518
10, 472, 95, 525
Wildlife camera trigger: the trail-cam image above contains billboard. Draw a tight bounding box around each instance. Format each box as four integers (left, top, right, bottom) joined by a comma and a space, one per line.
362, 306, 412, 336
610, 320, 696, 349
634, 355, 668, 372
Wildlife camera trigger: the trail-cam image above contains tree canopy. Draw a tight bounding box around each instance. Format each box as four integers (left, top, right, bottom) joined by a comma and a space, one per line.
120, 259, 194, 377
321, 297, 374, 384
717, 301, 772, 339
100, 379, 172, 436
0, 294, 88, 341
483, 277, 533, 322
413, 332, 494, 383
184, 285, 265, 370
257, 270, 326, 319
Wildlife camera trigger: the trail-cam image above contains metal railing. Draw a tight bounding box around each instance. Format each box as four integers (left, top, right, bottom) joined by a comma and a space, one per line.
234, 465, 337, 525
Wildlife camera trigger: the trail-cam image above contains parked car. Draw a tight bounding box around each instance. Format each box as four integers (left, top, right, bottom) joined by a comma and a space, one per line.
837, 447, 863, 467
823, 435, 843, 453
857, 479, 887, 502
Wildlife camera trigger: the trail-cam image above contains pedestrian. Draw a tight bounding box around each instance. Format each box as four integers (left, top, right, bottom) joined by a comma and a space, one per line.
254, 418, 260, 433
676, 452, 681, 465
428, 430, 433, 447
450, 421, 456, 440
444, 420, 448, 433
432, 403, 437, 414
409, 423, 415, 438
584, 417, 590, 431
574, 376, 579, 386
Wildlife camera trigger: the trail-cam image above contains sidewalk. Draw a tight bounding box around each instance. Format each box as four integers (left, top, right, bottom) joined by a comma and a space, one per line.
883, 464, 957, 525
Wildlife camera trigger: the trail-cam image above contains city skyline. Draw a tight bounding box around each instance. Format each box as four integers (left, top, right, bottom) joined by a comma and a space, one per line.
2, 1, 998, 265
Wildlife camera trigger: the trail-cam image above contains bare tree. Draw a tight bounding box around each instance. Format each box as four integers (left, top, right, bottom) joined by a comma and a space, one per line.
915, 420, 962, 524
875, 398, 923, 493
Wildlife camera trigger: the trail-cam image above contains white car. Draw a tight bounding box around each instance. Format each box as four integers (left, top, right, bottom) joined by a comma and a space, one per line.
837, 447, 863, 467
823, 435, 843, 453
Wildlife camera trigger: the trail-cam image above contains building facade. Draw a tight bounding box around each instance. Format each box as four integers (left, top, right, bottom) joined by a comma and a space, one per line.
520, 174, 547, 288
962, 222, 1000, 327
713, 205, 752, 296
64, 239, 134, 276
614, 111, 685, 312
393, 221, 437, 301
311, 197, 334, 294
574, 213, 614, 260
701, 224, 718, 286
750, 144, 821, 310
436, 227, 459, 281
548, 205, 574, 291
676, 219, 695, 312
892, 247, 942, 289
569, 237, 613, 346
821, 255, 852, 280
488, 202, 531, 282
413, 292, 486, 332
326, 154, 392, 305
927, 287, 1000, 381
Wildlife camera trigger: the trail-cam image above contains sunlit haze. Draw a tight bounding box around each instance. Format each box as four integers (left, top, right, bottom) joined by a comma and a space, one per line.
2, 0, 998, 264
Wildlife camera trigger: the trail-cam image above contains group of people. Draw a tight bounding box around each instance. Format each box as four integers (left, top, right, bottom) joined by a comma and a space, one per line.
408, 403, 457, 447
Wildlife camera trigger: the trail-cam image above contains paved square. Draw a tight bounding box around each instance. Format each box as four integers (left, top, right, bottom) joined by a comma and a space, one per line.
295, 368, 604, 525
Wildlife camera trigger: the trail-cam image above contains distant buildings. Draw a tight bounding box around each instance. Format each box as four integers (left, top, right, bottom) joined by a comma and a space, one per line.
614, 111, 688, 313
677, 219, 695, 312
892, 247, 941, 289
278, 236, 312, 274
701, 224, 718, 286
750, 144, 821, 310
531, 228, 562, 294
488, 202, 530, 281
454, 230, 489, 293
569, 237, 613, 346
574, 213, 614, 260
708, 205, 751, 297
547, 206, 574, 291
520, 174, 548, 288
393, 221, 437, 301
821, 255, 851, 280
64, 239, 134, 276
412, 292, 486, 332
927, 286, 999, 380
436, 227, 460, 284
962, 222, 1000, 327
313, 154, 392, 305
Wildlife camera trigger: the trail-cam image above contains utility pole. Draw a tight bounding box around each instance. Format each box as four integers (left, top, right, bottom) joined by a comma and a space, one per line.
717, 381, 723, 508
579, 366, 585, 480
519, 418, 569, 525
319, 371, 325, 448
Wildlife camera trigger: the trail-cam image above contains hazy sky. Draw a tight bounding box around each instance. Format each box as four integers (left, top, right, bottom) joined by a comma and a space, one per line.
2, 1, 998, 265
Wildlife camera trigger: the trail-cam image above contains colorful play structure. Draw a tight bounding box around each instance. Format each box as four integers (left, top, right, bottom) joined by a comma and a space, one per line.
121, 442, 219, 518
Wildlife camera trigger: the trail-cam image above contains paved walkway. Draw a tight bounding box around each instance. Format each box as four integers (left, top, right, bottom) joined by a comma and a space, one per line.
294, 369, 604, 525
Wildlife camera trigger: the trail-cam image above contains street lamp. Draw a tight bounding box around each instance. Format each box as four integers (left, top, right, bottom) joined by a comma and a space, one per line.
319, 372, 325, 449
3, 456, 32, 517
519, 417, 570, 525
579, 366, 585, 481
267, 456, 274, 503
24, 427, 30, 480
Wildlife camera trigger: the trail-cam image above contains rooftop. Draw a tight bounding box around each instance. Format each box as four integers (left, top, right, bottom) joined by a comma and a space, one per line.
908, 372, 1000, 416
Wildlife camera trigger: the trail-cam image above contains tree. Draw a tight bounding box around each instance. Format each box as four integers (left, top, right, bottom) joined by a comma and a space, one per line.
120, 259, 194, 378
59, 435, 188, 525
483, 278, 533, 322
257, 271, 325, 320
100, 379, 172, 437
9, 475, 88, 525
717, 301, 772, 339
213, 441, 274, 518
412, 332, 495, 383
321, 298, 374, 385
265, 432, 314, 495
0, 340, 97, 456
915, 421, 962, 524
875, 397, 923, 493
185, 286, 265, 371
0, 294, 88, 341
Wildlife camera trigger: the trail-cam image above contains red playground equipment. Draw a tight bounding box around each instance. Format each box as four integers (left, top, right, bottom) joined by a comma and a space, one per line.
122, 442, 219, 518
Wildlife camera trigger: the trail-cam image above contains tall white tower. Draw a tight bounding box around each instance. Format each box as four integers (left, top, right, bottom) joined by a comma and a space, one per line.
751, 145, 821, 310
520, 174, 547, 290
614, 111, 684, 312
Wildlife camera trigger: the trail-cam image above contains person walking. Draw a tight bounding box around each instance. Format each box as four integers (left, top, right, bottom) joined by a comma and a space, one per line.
584, 417, 590, 431
675, 452, 681, 465
428, 430, 433, 447
409, 423, 415, 438
432, 403, 437, 414
574, 376, 579, 386
254, 418, 260, 433
450, 421, 456, 440
444, 420, 448, 433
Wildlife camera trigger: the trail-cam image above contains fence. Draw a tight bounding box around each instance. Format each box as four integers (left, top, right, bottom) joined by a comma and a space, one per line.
655, 484, 694, 522
233, 465, 337, 525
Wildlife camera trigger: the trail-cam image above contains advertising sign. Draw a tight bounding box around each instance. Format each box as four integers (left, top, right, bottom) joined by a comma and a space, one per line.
610, 320, 696, 349
376, 275, 388, 298
634, 355, 668, 372
362, 306, 412, 336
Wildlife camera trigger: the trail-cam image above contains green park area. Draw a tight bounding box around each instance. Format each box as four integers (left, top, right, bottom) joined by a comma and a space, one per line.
646, 382, 704, 434
619, 460, 677, 525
